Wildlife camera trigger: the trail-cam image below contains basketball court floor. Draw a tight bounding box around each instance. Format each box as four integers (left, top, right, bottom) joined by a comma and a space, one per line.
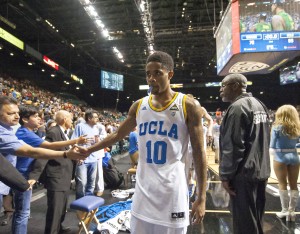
0, 149, 299, 234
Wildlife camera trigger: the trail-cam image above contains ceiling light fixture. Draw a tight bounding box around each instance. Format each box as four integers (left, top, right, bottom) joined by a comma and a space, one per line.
79, 0, 124, 62
135, 0, 155, 54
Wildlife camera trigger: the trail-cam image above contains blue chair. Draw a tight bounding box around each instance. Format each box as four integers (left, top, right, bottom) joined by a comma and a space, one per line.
70, 195, 105, 234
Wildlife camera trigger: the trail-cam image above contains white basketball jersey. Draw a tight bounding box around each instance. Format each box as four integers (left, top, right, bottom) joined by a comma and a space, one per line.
131, 92, 190, 228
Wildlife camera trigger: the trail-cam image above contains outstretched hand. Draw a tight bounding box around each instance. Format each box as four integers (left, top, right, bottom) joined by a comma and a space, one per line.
75, 145, 90, 155
191, 198, 206, 224
66, 145, 89, 160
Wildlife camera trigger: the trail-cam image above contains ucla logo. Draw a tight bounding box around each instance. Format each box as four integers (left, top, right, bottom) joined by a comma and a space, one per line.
139, 121, 178, 139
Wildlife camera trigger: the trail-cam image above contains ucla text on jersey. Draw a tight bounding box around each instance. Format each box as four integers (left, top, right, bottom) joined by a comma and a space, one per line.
139, 121, 178, 139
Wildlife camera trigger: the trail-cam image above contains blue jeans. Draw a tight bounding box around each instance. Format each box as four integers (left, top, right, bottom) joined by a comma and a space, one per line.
12, 189, 32, 234
75, 162, 97, 199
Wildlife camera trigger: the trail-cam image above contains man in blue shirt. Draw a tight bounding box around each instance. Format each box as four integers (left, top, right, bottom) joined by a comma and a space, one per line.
0, 123, 20, 226
72, 110, 101, 199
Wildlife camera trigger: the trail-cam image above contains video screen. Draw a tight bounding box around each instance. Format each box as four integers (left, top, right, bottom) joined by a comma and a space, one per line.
100, 70, 124, 91
216, 6, 233, 74
239, 0, 300, 53
279, 60, 300, 85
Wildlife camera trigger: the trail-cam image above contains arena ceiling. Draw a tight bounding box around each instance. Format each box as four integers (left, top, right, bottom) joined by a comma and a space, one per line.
0, 0, 299, 112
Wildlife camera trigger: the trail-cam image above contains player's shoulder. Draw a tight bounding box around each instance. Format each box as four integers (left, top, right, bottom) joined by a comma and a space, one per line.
129, 98, 144, 115
184, 94, 201, 111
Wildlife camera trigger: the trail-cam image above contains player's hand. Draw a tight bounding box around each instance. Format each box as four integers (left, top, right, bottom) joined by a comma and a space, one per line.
75, 145, 89, 155
191, 198, 206, 224
66, 145, 88, 160
221, 180, 236, 196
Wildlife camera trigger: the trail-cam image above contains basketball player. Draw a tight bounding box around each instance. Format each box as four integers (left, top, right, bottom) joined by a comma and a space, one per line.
87, 51, 207, 234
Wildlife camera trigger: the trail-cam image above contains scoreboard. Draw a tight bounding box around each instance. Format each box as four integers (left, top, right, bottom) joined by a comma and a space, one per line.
240, 32, 300, 53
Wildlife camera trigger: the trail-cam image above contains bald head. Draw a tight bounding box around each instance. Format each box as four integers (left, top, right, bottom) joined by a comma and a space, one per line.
55, 110, 71, 125
220, 73, 248, 103
223, 73, 247, 90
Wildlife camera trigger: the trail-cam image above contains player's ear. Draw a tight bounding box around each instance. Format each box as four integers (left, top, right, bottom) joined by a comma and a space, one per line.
168, 71, 174, 80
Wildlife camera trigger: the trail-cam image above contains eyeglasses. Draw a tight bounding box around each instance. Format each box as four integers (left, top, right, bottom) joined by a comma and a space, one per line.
221, 82, 237, 88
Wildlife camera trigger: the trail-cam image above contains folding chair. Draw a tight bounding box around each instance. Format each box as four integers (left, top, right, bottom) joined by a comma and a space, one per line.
70, 195, 105, 234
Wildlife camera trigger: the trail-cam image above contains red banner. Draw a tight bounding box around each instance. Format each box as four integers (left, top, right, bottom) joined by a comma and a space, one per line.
43, 55, 59, 70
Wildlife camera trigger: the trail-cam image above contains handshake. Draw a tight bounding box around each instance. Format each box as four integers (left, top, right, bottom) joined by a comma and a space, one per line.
64, 135, 98, 160
64, 145, 91, 160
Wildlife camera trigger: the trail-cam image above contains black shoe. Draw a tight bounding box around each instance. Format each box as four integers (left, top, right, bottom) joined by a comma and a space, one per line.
59, 226, 71, 233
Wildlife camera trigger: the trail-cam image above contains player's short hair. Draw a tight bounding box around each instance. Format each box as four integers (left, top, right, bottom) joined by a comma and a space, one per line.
146, 51, 174, 71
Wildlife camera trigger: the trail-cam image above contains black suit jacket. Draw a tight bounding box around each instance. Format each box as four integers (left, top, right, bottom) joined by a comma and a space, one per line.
42, 125, 73, 191
0, 154, 30, 192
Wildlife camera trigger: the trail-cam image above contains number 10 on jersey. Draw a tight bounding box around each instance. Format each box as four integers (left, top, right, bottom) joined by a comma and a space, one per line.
146, 140, 167, 164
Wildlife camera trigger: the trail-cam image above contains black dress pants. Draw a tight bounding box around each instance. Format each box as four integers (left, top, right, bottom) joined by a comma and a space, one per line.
45, 190, 69, 234
230, 176, 267, 234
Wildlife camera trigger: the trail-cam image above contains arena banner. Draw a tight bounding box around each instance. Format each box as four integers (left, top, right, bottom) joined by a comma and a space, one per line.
0, 27, 24, 50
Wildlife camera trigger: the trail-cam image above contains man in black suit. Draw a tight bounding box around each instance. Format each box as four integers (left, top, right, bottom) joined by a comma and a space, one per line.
43, 110, 79, 234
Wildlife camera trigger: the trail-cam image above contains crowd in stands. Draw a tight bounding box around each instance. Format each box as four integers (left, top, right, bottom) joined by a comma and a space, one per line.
0, 73, 126, 134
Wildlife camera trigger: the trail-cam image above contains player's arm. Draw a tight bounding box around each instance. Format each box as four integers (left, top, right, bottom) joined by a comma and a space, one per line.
185, 96, 207, 224
87, 101, 139, 154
